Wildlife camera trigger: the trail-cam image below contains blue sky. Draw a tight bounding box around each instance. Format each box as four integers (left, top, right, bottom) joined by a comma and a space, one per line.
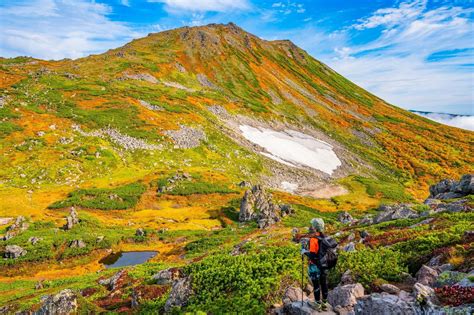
1, 0, 473, 115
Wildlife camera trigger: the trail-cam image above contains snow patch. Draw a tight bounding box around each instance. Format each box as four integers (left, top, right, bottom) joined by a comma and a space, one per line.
239, 125, 341, 175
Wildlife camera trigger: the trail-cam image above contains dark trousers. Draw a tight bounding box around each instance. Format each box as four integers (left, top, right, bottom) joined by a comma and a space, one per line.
310, 269, 328, 302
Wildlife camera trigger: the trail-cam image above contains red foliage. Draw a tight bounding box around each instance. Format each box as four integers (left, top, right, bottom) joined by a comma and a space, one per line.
435, 285, 474, 306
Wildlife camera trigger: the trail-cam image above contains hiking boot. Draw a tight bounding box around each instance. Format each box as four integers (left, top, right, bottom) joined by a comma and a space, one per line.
308, 301, 322, 311
321, 300, 329, 311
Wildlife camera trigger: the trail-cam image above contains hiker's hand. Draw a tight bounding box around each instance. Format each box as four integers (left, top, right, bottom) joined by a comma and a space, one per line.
300, 248, 308, 255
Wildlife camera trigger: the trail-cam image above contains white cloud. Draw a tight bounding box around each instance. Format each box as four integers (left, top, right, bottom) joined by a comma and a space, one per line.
149, 0, 250, 12
0, 0, 139, 60
121, 0, 131, 7
413, 112, 474, 131
296, 1, 474, 114
353, 0, 426, 30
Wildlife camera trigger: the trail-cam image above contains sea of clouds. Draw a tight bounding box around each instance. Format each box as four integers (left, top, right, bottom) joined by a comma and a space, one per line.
412, 112, 474, 131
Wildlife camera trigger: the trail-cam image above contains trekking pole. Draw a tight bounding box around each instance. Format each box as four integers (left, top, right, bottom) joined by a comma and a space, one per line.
301, 254, 304, 307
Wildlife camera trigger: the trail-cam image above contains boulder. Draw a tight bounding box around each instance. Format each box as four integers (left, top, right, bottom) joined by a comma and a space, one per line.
374, 204, 418, 224
434, 271, 467, 287
29, 236, 42, 245
99, 270, 129, 291
283, 286, 308, 305
342, 242, 356, 252
358, 215, 373, 226
4, 245, 27, 259
135, 228, 146, 237
152, 268, 182, 285
3, 216, 29, 240
164, 277, 193, 312
355, 293, 416, 315
328, 283, 364, 308
412, 282, 439, 306
416, 265, 438, 286
64, 207, 79, 230
456, 271, 474, 288
380, 283, 400, 295
359, 230, 369, 239
428, 174, 474, 199
340, 270, 355, 286
69, 239, 86, 248
284, 301, 336, 315
239, 185, 290, 229
34, 289, 77, 315
338, 212, 354, 225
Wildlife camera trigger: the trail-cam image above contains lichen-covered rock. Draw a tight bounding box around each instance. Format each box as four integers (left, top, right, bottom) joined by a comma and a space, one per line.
284, 301, 336, 315
434, 271, 467, 287
4, 245, 27, 259
328, 283, 364, 309
135, 228, 146, 237
164, 277, 193, 312
123, 72, 158, 83
35, 289, 77, 315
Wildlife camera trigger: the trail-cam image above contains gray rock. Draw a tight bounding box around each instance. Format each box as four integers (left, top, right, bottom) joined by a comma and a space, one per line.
412, 282, 439, 306
434, 271, 467, 287
342, 242, 356, 252
123, 72, 158, 83
3, 216, 29, 240
374, 204, 419, 224
138, 99, 163, 111
99, 270, 127, 291
197, 73, 216, 88
456, 271, 474, 288
135, 228, 146, 237
69, 239, 86, 248
358, 215, 373, 226
283, 286, 308, 305
416, 265, 438, 286
328, 283, 364, 309
64, 207, 79, 230
29, 236, 42, 245
152, 268, 181, 285
34, 289, 77, 315
359, 230, 370, 239
338, 212, 354, 225
165, 125, 206, 149
429, 174, 474, 199
164, 277, 194, 312
4, 245, 27, 259
284, 301, 336, 315
0, 217, 13, 226
340, 270, 355, 286
239, 185, 288, 229
380, 283, 400, 295
355, 293, 416, 315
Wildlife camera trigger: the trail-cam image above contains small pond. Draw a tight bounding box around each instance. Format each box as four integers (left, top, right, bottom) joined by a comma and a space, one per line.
99, 251, 158, 268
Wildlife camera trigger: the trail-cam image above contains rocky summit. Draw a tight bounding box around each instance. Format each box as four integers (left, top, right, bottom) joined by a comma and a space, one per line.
0, 23, 472, 314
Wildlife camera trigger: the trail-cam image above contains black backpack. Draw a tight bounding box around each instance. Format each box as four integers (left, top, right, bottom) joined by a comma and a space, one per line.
316, 236, 338, 269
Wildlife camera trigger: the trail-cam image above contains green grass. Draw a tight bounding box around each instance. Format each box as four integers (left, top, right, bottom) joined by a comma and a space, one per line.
0, 121, 22, 137
163, 181, 237, 196
282, 204, 339, 228
354, 176, 413, 203
48, 182, 147, 210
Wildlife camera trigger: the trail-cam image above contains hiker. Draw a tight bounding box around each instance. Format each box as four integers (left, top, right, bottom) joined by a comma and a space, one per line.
294, 218, 338, 311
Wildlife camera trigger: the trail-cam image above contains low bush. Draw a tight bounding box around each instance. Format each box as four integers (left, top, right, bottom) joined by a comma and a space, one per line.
183, 245, 299, 314
165, 181, 236, 196
48, 182, 146, 210
332, 247, 407, 288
